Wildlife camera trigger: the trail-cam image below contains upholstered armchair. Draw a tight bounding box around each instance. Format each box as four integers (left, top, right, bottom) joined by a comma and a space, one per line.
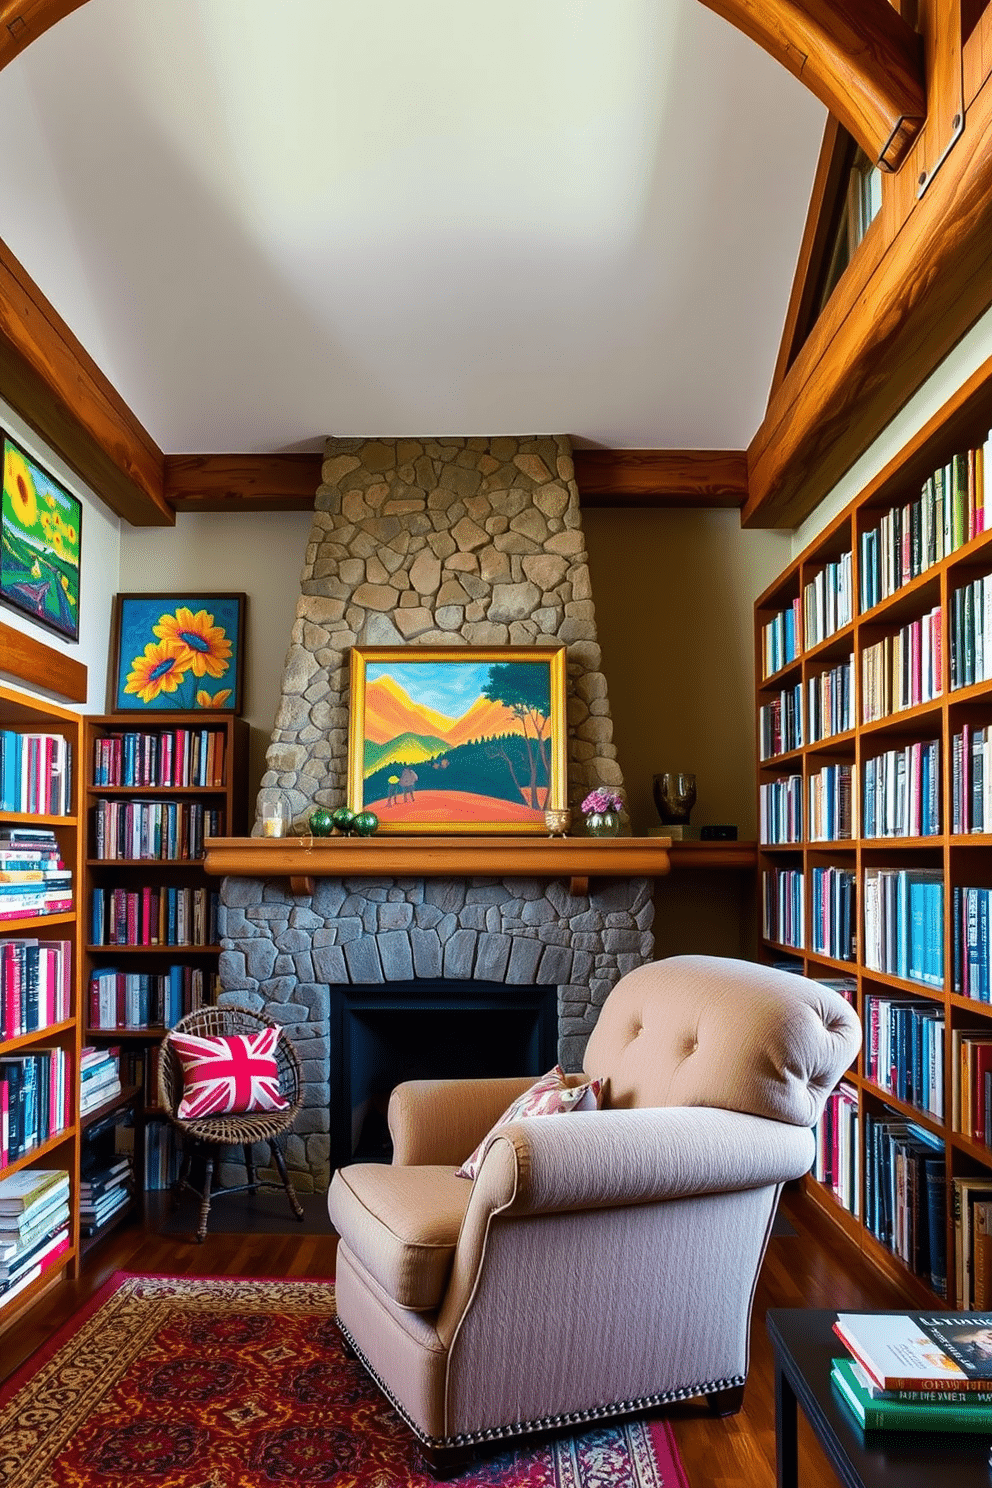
327, 954, 860, 1472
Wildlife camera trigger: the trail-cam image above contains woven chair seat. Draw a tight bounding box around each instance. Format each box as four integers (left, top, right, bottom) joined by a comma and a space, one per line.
158, 1005, 306, 1241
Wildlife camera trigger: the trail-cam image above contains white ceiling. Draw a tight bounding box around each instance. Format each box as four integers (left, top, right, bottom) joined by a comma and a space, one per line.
0, 0, 826, 456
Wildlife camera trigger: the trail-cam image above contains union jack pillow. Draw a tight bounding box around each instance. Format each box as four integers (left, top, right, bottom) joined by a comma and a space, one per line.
172, 1027, 290, 1120
455, 1064, 603, 1180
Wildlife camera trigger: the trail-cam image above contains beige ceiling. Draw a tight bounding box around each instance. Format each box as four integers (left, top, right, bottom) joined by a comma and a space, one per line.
0, 0, 826, 456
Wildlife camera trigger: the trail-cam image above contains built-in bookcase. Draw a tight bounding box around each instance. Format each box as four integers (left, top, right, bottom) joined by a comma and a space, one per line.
0, 683, 83, 1331
755, 352, 992, 1309
82, 713, 248, 1193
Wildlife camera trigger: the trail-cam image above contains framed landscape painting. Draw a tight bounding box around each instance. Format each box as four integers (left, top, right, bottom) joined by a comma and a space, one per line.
108, 593, 246, 713
348, 645, 567, 833
0, 431, 81, 641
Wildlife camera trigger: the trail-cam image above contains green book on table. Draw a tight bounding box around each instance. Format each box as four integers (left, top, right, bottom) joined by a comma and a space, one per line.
832, 1358, 992, 1432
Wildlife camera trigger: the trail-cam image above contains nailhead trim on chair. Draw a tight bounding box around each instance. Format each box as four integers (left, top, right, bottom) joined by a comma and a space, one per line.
334, 1316, 746, 1449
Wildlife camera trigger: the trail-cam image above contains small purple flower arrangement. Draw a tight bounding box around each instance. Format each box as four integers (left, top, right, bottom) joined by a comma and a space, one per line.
581, 788, 624, 815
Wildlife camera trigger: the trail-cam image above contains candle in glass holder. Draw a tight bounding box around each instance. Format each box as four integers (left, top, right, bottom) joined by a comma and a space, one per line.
257, 789, 290, 838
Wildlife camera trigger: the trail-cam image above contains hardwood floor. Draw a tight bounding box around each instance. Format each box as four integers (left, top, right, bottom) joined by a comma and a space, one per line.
1, 1184, 911, 1486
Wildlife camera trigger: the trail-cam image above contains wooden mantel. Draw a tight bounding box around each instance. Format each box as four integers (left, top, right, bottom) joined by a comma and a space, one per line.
203, 833, 674, 898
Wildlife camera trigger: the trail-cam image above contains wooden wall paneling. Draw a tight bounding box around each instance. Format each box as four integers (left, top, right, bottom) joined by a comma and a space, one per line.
0, 618, 87, 702
0, 2, 87, 70
0, 240, 170, 526
697, 0, 925, 168
572, 448, 748, 508
745, 57, 992, 530
164, 454, 324, 512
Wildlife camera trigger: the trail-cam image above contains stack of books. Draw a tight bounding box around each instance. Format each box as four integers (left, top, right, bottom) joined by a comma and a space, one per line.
0, 828, 72, 921
78, 1046, 122, 1116
0, 1168, 71, 1306
832, 1312, 992, 1431
79, 1152, 133, 1237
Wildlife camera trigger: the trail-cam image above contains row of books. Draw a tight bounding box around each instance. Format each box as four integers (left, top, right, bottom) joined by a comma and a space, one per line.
0, 1169, 71, 1309
862, 739, 941, 838
858, 438, 991, 612
88, 964, 210, 1031
952, 887, 992, 1001
802, 553, 853, 649
92, 726, 227, 789
953, 1028, 992, 1148
0, 937, 71, 1039
761, 868, 804, 950
860, 605, 942, 722
78, 1046, 122, 1117
761, 599, 801, 679
810, 866, 856, 961
863, 867, 944, 989
93, 798, 224, 862
144, 1119, 181, 1191
758, 684, 802, 760
863, 993, 944, 1119
952, 1178, 992, 1309
0, 729, 72, 815
0, 1045, 70, 1167
807, 657, 854, 743
950, 724, 992, 834
758, 775, 801, 845
808, 763, 853, 842
813, 1080, 859, 1216
949, 573, 992, 690
830, 1310, 992, 1433
864, 1109, 945, 1295
90, 884, 219, 948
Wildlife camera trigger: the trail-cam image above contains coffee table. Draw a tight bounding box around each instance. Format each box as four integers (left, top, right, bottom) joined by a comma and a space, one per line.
766, 1308, 992, 1488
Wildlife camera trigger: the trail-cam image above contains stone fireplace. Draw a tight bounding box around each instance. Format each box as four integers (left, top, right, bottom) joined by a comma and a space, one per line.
215, 436, 655, 1191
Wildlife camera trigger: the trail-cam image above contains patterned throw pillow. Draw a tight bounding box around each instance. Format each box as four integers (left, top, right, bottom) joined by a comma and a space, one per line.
456, 1064, 604, 1180
172, 1027, 290, 1120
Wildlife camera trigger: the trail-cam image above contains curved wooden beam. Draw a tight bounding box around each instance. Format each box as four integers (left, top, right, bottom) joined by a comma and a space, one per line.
0, 2, 89, 71
698, 0, 925, 170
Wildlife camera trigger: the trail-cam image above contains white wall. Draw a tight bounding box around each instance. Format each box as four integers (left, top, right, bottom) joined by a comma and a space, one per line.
119, 510, 314, 791
0, 397, 121, 710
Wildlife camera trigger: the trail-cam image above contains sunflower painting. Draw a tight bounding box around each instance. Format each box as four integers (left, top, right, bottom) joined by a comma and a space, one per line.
109, 593, 246, 712
0, 432, 82, 640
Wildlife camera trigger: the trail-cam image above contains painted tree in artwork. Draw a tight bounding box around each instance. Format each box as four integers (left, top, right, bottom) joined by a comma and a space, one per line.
481, 662, 552, 809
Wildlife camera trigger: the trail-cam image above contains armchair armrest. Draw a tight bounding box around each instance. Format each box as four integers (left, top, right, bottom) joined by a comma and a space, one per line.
387, 1076, 535, 1166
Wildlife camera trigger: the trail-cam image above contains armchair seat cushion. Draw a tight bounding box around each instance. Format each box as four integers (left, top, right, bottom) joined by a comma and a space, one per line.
329, 1163, 471, 1311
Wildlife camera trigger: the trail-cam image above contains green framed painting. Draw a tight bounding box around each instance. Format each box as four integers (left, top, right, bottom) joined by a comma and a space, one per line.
347, 645, 567, 834
108, 592, 246, 712
0, 432, 81, 641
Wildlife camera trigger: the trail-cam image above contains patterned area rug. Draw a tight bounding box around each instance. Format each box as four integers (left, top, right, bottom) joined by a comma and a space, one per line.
0, 1273, 690, 1487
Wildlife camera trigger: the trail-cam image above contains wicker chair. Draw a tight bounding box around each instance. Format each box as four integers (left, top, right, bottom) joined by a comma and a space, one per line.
158, 1005, 306, 1241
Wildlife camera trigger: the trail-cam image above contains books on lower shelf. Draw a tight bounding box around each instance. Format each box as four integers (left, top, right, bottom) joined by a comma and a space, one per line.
0, 937, 71, 1038
861, 605, 942, 722
814, 1080, 859, 1216
0, 829, 72, 921
862, 740, 940, 838
758, 684, 803, 759
806, 657, 853, 743
0, 1169, 72, 1307
78, 1046, 122, 1116
0, 1046, 71, 1166
950, 575, 992, 691
863, 1111, 946, 1296
93, 798, 224, 862
810, 866, 856, 961
864, 995, 945, 1119
759, 775, 802, 844
761, 868, 804, 950
90, 884, 218, 948
0, 729, 72, 815
88, 964, 212, 1031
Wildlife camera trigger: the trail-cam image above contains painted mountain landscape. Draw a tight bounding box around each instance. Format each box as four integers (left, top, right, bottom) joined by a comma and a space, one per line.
356, 655, 561, 829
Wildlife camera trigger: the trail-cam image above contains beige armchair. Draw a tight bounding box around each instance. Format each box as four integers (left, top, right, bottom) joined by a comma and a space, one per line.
327, 954, 860, 1472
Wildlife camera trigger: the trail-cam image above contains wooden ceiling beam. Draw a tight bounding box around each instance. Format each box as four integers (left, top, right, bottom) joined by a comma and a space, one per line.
744, 24, 992, 530
0, 236, 171, 525
698, 0, 925, 170
0, 1, 87, 69
164, 453, 324, 512
572, 449, 747, 508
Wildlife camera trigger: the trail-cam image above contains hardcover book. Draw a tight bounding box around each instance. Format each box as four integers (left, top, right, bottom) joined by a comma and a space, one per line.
835, 1312, 992, 1392
832, 1357, 992, 1432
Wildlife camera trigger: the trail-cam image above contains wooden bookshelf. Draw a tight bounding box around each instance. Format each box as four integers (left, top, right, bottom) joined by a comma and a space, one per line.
81, 713, 249, 1200
754, 351, 992, 1308
0, 682, 83, 1331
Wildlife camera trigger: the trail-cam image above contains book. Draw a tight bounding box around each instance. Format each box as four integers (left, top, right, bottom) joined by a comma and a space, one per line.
0, 1167, 69, 1215
835, 1312, 992, 1391
832, 1356, 992, 1431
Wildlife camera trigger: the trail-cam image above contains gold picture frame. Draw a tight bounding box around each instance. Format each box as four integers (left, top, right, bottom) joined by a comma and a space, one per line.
347, 645, 567, 834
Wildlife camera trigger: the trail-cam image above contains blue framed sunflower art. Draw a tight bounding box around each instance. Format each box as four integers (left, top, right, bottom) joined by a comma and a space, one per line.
0, 431, 82, 641
109, 593, 246, 713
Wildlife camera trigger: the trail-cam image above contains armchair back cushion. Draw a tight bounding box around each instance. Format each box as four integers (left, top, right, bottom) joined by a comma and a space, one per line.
584, 954, 860, 1127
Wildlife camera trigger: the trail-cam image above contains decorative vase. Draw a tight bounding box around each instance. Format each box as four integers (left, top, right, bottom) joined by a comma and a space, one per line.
584, 810, 621, 838
544, 808, 571, 837
652, 772, 697, 825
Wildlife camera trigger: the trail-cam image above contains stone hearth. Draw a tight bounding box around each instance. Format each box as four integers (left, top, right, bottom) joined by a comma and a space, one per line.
216, 435, 655, 1191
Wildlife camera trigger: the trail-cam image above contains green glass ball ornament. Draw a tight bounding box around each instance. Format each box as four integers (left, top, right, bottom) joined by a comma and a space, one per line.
331, 805, 357, 835
352, 810, 379, 837
308, 807, 334, 837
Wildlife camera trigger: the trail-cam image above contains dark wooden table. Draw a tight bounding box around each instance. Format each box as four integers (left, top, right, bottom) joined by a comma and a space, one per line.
766, 1308, 992, 1488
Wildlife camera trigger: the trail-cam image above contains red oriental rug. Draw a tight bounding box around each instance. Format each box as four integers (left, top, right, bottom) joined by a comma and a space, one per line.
0, 1273, 691, 1487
